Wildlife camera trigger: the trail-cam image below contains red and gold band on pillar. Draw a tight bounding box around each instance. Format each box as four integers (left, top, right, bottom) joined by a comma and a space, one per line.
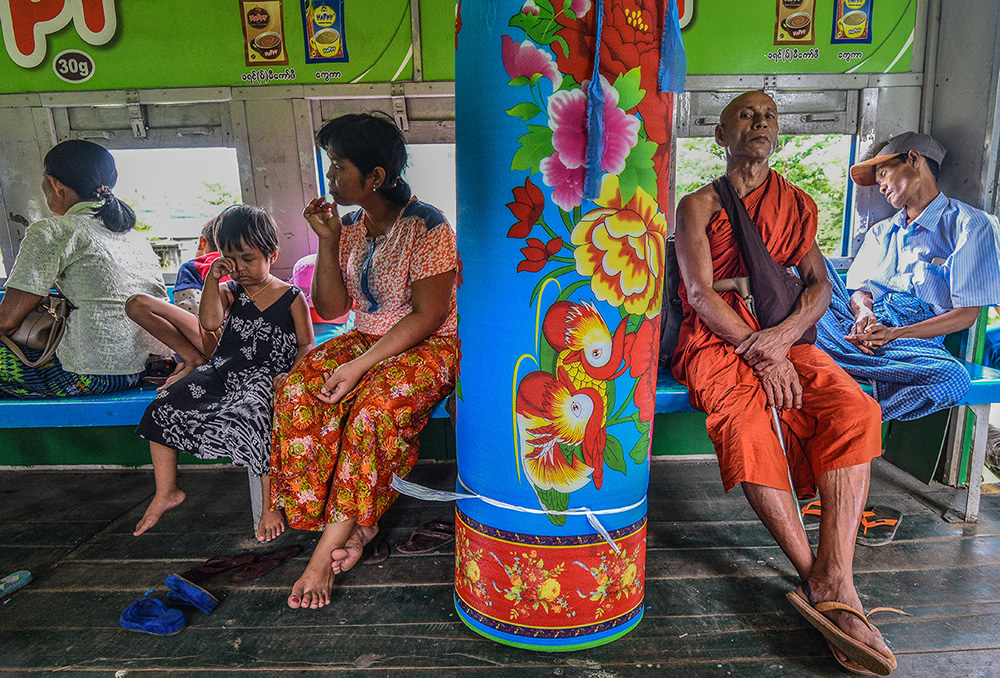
455, 509, 646, 643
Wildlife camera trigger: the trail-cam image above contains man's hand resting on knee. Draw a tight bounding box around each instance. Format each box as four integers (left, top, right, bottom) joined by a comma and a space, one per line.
752, 357, 803, 410
735, 326, 795, 372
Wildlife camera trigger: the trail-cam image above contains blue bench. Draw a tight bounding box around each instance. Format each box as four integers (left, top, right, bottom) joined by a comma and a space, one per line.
2, 339, 998, 520
657, 361, 1000, 523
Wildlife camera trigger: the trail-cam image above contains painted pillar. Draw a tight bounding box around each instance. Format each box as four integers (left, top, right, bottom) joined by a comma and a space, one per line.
455, 0, 676, 650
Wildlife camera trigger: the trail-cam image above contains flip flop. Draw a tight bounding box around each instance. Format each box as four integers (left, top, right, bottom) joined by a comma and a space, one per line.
228, 545, 303, 583
800, 500, 822, 531
119, 597, 186, 636
835, 653, 880, 676
395, 521, 455, 555
361, 532, 389, 565
178, 553, 257, 584
797, 502, 902, 545
164, 574, 219, 615
856, 506, 902, 547
786, 583, 903, 676
0, 570, 32, 599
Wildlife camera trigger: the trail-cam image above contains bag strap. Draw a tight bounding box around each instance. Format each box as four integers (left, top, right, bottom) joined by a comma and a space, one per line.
713, 173, 777, 272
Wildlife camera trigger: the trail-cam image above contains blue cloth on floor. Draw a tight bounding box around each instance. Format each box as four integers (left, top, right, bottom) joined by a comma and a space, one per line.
119, 597, 186, 635
164, 574, 218, 615
815, 257, 970, 421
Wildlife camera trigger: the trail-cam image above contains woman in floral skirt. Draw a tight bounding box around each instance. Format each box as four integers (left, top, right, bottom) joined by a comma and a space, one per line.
270, 112, 457, 609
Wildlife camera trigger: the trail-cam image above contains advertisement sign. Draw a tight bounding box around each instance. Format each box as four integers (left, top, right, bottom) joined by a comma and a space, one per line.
0, 0, 452, 94
682, 0, 914, 74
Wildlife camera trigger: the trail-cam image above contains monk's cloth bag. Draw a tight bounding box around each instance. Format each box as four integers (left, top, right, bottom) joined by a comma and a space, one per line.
657, 233, 683, 369
712, 174, 816, 345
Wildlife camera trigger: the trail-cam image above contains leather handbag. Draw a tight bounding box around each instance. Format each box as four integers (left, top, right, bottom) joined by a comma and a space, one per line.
712, 174, 816, 345
0, 291, 74, 367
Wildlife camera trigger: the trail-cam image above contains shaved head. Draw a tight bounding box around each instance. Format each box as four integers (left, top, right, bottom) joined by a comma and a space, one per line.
719, 91, 777, 126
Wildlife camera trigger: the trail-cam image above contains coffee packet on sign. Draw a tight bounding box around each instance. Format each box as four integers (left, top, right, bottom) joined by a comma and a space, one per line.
774, 0, 815, 46
302, 0, 349, 63
240, 0, 289, 67
831, 0, 873, 44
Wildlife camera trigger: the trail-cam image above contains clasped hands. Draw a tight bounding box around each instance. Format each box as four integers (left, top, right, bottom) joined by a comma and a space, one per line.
845, 308, 898, 355
735, 327, 802, 410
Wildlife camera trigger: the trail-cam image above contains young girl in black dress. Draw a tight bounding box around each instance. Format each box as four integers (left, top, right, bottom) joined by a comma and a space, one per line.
134, 205, 314, 542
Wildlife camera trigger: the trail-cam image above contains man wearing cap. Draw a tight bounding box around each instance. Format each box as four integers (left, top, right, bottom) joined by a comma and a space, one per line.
816, 131, 1000, 421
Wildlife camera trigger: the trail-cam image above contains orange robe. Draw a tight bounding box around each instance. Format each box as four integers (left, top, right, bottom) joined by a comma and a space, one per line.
671, 170, 881, 497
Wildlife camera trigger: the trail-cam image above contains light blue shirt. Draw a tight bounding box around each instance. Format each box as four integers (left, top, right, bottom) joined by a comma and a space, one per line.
847, 192, 1000, 314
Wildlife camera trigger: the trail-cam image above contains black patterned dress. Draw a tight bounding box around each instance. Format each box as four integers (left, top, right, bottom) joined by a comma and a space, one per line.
136, 281, 300, 476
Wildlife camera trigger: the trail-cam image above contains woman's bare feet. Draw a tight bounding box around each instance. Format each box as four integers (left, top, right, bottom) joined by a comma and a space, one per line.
257, 507, 287, 542
134, 488, 186, 536
330, 525, 378, 574
287, 547, 338, 609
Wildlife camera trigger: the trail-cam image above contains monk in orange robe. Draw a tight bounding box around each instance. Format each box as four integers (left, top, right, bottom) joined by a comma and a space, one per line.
672, 91, 895, 675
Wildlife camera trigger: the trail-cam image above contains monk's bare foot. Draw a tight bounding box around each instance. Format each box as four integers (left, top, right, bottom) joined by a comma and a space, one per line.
330, 525, 378, 575
257, 508, 287, 542
134, 488, 186, 536
159, 360, 202, 391
803, 579, 893, 662
287, 548, 337, 609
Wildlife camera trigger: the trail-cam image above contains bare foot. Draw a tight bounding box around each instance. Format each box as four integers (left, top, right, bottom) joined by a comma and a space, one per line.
134, 488, 186, 536
257, 507, 287, 542
804, 579, 893, 663
159, 360, 203, 391
287, 548, 337, 609
330, 525, 378, 575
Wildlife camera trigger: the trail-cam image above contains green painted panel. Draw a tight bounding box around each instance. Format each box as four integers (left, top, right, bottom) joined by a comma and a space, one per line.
682, 0, 916, 75
649, 412, 716, 457
0, 0, 460, 94
420, 0, 455, 81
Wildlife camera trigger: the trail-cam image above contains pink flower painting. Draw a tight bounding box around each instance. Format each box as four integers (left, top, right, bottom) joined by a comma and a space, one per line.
501, 35, 560, 87
540, 76, 640, 210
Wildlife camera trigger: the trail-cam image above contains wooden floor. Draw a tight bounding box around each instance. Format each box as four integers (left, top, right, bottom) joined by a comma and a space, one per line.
2, 458, 999, 677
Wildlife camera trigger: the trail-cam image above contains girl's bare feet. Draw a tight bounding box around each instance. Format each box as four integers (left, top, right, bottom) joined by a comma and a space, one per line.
287, 548, 337, 609
134, 488, 186, 536
330, 525, 378, 574
159, 359, 204, 391
257, 507, 287, 542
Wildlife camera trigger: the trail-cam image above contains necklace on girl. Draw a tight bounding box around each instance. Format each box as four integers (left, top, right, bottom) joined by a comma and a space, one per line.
245, 276, 273, 301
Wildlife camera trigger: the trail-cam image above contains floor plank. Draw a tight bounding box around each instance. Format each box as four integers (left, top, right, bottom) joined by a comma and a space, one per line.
2, 458, 1000, 675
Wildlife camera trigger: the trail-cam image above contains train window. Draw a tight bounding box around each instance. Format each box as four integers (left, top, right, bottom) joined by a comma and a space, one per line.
675, 134, 853, 256
316, 142, 457, 228
109, 147, 243, 275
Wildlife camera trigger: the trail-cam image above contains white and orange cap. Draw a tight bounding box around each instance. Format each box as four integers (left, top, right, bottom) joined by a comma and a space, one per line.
849, 131, 947, 186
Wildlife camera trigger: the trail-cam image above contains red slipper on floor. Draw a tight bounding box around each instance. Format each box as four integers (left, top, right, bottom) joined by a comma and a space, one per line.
179, 553, 257, 584
395, 521, 455, 555
229, 545, 303, 583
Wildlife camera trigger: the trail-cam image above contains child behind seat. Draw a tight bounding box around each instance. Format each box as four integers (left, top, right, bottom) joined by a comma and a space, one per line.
126, 215, 230, 388
133, 205, 314, 542
172, 218, 224, 315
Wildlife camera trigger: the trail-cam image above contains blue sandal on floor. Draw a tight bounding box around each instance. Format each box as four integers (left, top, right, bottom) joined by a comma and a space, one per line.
0, 570, 32, 599
164, 574, 219, 614
119, 598, 186, 636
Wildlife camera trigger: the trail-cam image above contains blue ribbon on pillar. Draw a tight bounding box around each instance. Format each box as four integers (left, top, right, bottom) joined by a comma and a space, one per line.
582, 0, 606, 201
659, 0, 687, 93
